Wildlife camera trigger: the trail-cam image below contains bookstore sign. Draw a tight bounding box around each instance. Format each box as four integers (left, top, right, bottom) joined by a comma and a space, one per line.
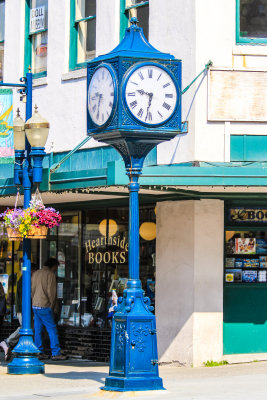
85, 235, 128, 264
229, 208, 267, 223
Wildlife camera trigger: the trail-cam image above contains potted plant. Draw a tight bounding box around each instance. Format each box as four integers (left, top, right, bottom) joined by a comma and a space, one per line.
0, 198, 62, 240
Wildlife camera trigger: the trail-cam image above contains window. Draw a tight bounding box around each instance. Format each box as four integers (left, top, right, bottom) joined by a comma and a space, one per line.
0, 1, 5, 81
69, 0, 96, 70
120, 0, 149, 41
237, 0, 267, 43
25, 0, 48, 77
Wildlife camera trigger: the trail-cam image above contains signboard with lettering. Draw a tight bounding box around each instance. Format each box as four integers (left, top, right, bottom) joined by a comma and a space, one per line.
229, 208, 267, 224
30, 6, 45, 34
85, 235, 128, 264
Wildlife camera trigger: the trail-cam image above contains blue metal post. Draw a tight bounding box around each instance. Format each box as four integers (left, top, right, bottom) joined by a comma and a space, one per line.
102, 157, 163, 392
8, 72, 44, 374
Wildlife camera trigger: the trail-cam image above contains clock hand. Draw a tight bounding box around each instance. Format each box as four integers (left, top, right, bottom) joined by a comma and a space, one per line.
96, 94, 102, 120
137, 89, 153, 97
145, 93, 153, 122
137, 89, 145, 95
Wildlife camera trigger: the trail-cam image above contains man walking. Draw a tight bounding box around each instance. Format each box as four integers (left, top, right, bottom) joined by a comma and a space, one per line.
31, 258, 66, 361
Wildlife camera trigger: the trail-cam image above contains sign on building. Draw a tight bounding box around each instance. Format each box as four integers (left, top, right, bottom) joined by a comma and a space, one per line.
30, 6, 45, 34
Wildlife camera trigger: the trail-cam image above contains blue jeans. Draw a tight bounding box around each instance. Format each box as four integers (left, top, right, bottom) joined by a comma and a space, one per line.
33, 307, 61, 356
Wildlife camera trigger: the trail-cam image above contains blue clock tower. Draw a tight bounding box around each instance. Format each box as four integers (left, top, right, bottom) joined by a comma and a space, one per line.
87, 18, 182, 392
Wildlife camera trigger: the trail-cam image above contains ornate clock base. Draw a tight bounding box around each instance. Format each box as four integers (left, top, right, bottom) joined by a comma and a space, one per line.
102, 376, 164, 392
101, 280, 164, 392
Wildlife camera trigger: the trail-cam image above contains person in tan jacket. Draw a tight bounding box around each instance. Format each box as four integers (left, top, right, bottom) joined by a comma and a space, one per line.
32, 258, 66, 361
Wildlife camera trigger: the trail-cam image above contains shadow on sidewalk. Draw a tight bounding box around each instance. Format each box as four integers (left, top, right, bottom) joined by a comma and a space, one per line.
45, 370, 108, 384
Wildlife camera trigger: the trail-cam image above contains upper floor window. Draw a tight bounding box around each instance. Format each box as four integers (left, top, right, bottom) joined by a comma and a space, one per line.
25, 0, 48, 77
0, 1, 5, 81
237, 0, 267, 43
69, 0, 96, 70
121, 0, 149, 41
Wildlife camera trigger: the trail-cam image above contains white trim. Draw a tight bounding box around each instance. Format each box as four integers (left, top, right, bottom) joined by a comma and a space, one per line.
61, 68, 87, 81
32, 77, 48, 87
233, 45, 267, 56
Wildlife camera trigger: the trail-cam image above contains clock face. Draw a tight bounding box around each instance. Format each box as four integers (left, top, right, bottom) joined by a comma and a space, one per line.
88, 65, 116, 127
124, 64, 178, 125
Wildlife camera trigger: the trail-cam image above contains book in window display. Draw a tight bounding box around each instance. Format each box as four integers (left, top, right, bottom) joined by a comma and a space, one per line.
225, 258, 235, 268
258, 270, 267, 282
242, 270, 257, 283
256, 239, 267, 254
225, 269, 242, 282
235, 238, 256, 254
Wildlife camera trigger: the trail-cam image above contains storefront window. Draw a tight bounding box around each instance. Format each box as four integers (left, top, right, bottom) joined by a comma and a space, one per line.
81, 205, 156, 329
0, 225, 39, 323
225, 230, 267, 283
29, 0, 48, 75
41, 212, 81, 327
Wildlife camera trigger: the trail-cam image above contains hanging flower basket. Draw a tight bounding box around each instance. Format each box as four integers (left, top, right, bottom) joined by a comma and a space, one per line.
7, 226, 48, 240
1, 191, 61, 240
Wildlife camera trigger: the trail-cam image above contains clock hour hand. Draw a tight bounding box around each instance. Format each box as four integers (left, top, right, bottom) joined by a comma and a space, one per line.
137, 89, 153, 97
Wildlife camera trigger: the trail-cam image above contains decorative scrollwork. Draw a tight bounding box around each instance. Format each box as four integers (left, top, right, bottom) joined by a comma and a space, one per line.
115, 322, 126, 352
131, 324, 150, 352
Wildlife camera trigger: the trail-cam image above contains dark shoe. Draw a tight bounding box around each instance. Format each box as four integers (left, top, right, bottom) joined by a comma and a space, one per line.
51, 354, 67, 361
5, 347, 12, 362
38, 353, 50, 360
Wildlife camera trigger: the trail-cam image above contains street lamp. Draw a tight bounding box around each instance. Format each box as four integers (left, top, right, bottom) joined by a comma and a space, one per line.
7, 74, 49, 374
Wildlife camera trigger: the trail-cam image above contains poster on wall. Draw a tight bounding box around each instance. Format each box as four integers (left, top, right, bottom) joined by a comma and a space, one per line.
235, 238, 256, 254
0, 89, 14, 164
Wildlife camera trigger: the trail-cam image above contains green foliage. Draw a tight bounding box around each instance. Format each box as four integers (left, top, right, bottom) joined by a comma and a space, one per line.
203, 360, 229, 367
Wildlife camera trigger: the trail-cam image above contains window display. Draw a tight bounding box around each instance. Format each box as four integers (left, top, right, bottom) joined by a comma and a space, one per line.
225, 230, 267, 283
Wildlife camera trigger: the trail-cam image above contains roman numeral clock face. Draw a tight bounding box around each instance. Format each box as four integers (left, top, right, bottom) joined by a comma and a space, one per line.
125, 64, 178, 125
88, 66, 115, 126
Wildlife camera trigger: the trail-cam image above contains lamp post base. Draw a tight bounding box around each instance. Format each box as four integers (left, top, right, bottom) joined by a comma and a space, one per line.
7, 355, 44, 375
102, 376, 164, 392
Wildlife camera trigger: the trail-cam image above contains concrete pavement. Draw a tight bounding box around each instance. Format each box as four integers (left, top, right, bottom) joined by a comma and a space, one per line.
1, 355, 267, 400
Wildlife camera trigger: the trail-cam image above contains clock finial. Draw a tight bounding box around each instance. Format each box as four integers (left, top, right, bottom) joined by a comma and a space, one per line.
130, 17, 139, 27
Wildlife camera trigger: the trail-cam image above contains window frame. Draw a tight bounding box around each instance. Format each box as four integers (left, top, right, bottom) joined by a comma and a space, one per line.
24, 0, 48, 78
236, 0, 267, 44
120, 0, 149, 41
69, 0, 96, 71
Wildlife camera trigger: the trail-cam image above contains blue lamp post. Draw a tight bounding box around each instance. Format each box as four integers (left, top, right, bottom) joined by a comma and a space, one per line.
0, 71, 49, 374
87, 18, 182, 391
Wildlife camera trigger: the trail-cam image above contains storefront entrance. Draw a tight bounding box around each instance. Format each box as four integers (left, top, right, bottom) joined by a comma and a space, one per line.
224, 205, 267, 354
0, 204, 156, 360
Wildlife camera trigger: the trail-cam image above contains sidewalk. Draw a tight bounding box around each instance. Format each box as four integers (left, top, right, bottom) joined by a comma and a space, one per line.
1, 353, 267, 400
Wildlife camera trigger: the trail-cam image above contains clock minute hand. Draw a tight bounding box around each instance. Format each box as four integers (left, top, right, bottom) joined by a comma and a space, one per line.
145, 92, 153, 122
96, 93, 102, 120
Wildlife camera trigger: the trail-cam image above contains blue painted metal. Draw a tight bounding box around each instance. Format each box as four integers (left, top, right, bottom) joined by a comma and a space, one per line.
87, 17, 182, 136
30, 147, 46, 183
7, 71, 44, 375
103, 157, 163, 392
86, 18, 183, 392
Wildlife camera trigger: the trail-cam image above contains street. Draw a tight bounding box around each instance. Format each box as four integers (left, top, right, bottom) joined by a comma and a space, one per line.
0, 355, 267, 400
